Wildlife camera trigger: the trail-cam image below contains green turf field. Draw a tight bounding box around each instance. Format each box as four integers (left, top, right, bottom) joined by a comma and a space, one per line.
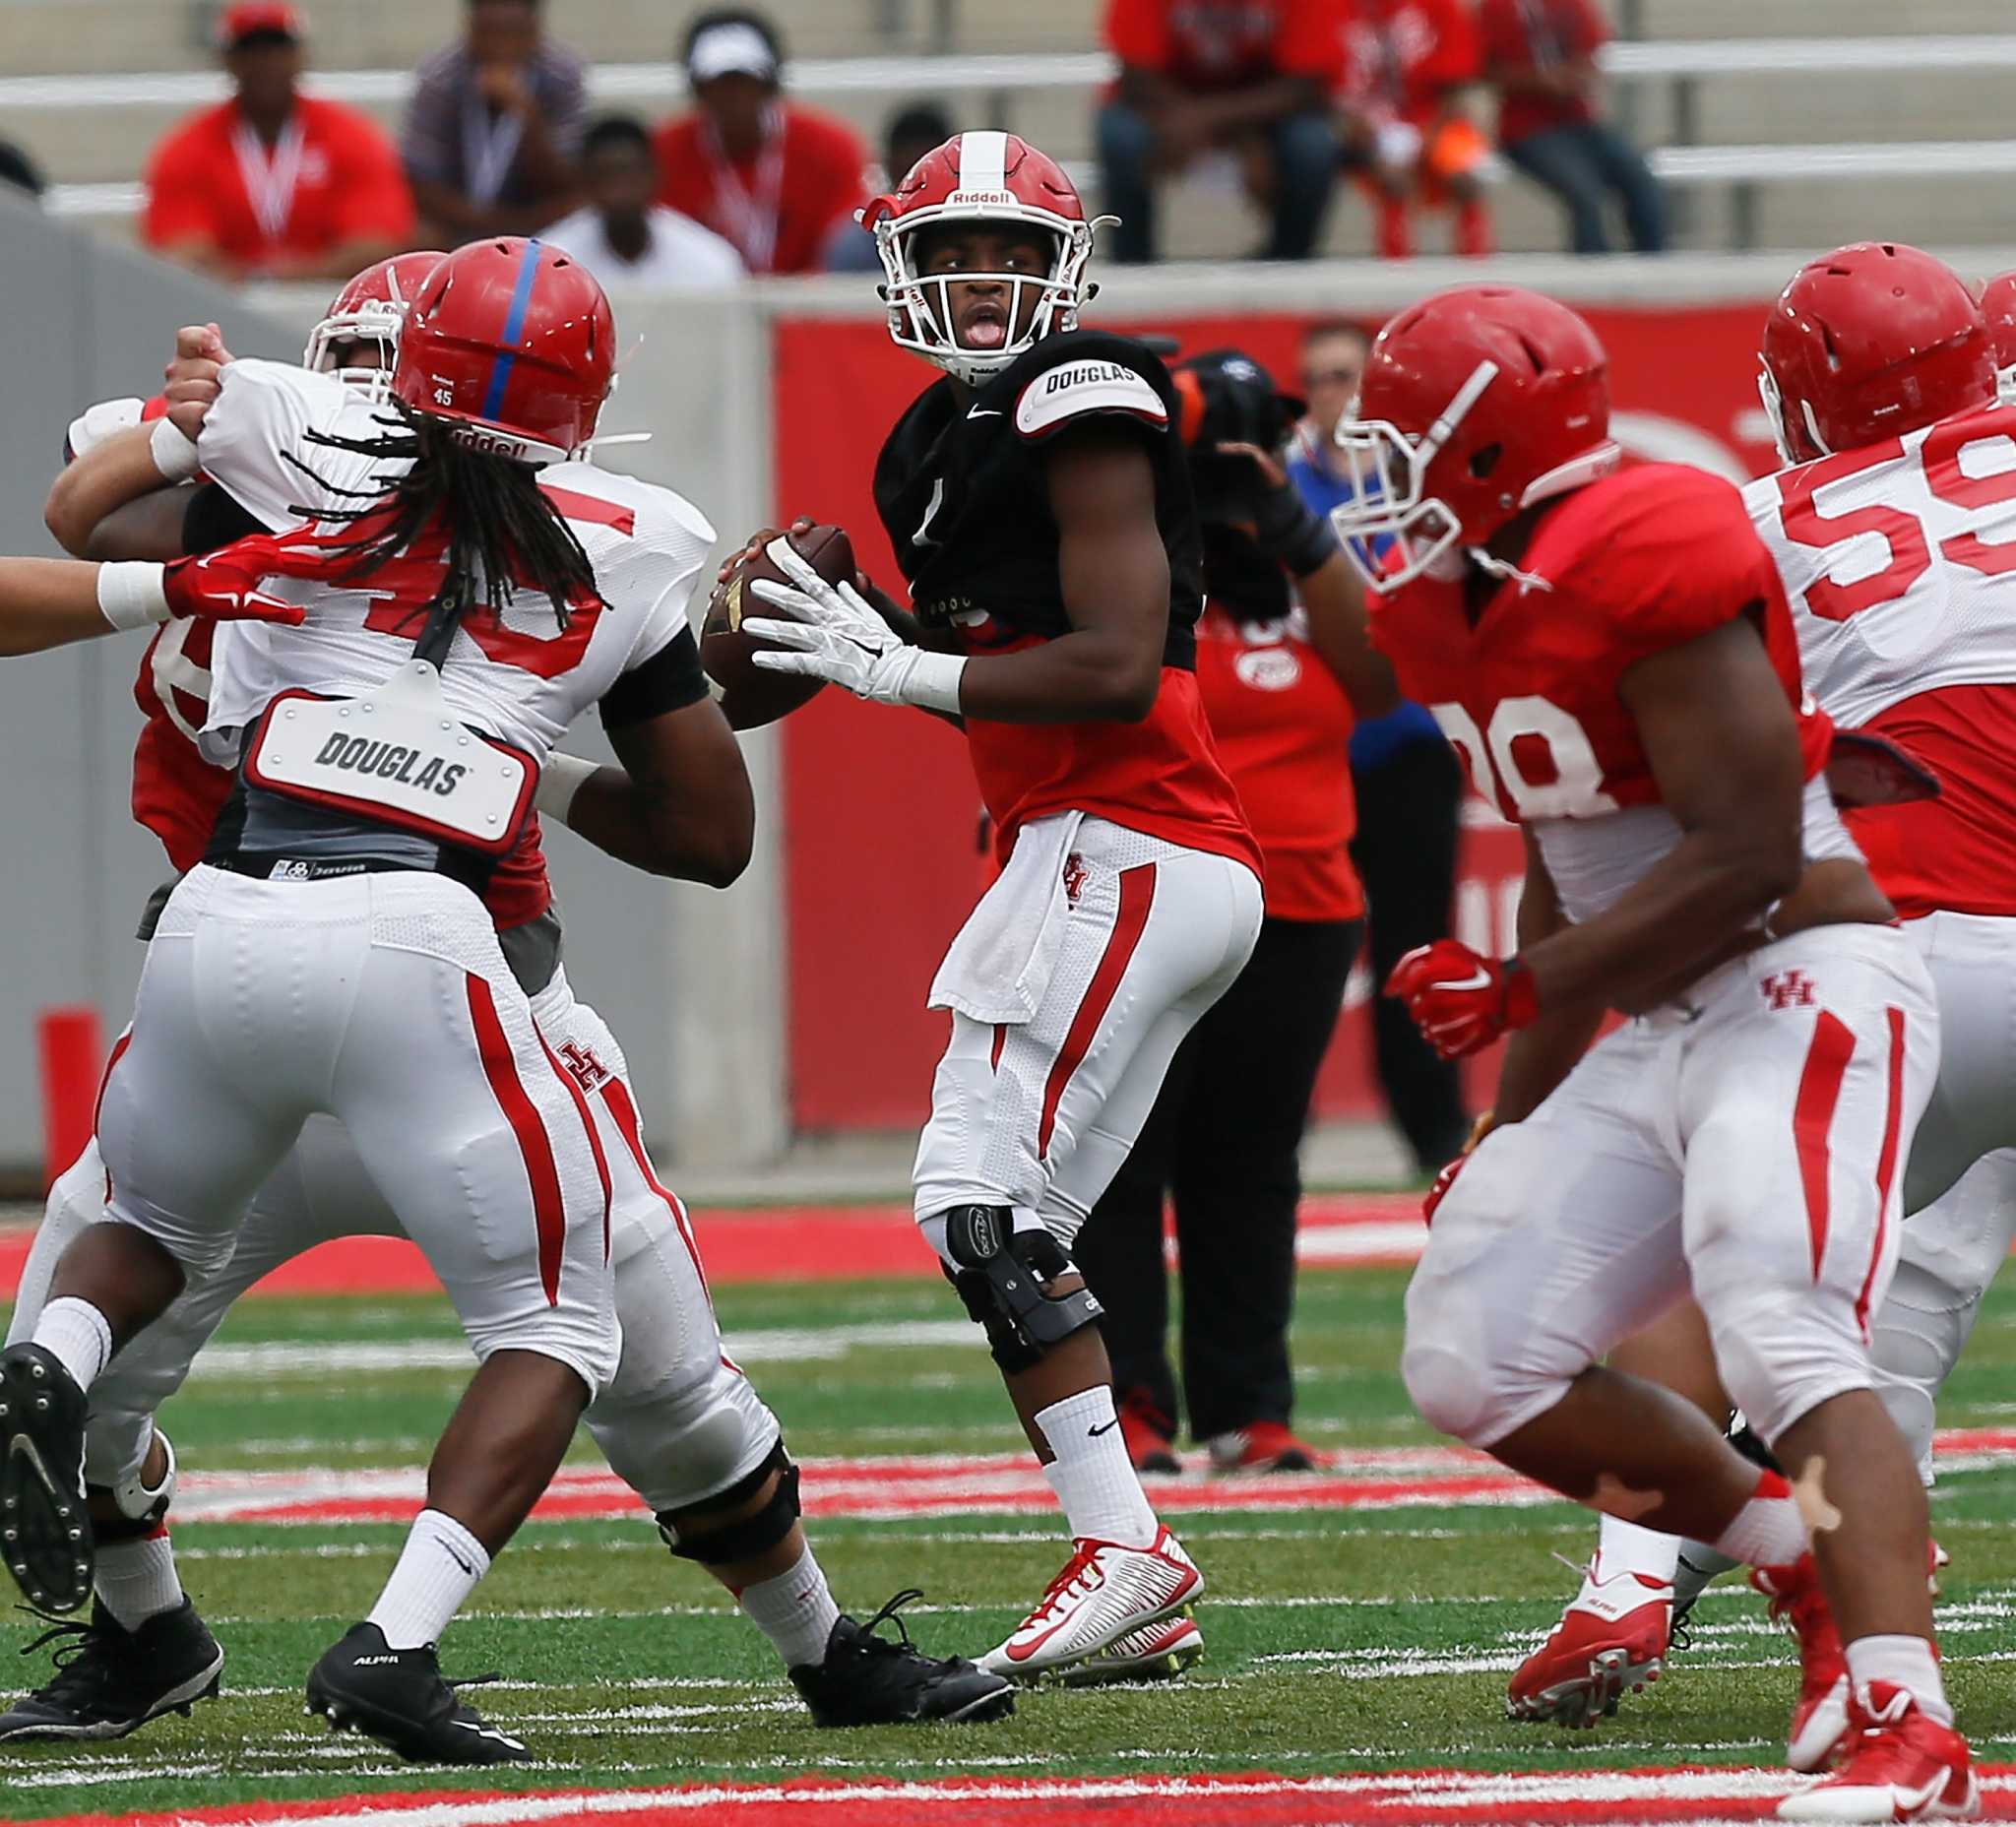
3, 1265, 2013, 1820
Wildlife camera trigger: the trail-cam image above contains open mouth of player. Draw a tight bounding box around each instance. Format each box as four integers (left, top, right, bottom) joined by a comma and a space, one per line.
958, 298, 1011, 350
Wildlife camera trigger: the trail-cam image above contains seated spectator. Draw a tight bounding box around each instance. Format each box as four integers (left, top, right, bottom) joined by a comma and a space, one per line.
542, 116, 745, 289
1100, 0, 1344, 263
0, 141, 45, 201
1342, 0, 1492, 260
824, 101, 954, 273
142, 3, 413, 283
401, 0, 585, 246
656, 10, 869, 276
1480, 0, 1667, 254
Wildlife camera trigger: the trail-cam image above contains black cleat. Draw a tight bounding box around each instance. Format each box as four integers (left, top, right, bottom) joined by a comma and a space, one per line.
0, 1599, 223, 1741
789, 1589, 1015, 1727
305, 1622, 531, 1765
0, 1345, 93, 1613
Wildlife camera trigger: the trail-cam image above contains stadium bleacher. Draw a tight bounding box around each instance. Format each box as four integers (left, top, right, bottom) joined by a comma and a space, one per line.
4, 0, 2016, 258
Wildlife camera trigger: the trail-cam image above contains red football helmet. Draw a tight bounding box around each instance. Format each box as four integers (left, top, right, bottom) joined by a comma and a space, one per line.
392, 238, 614, 466
1759, 243, 1994, 467
861, 131, 1109, 385
1979, 271, 2016, 402
1330, 285, 1620, 589
303, 251, 445, 398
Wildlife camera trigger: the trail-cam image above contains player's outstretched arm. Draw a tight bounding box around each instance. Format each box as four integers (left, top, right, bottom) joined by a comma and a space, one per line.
44, 422, 201, 559
1520, 617, 1813, 1014
541, 698, 755, 889
0, 552, 302, 656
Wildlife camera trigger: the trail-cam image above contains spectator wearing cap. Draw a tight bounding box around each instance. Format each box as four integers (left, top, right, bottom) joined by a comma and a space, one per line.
1075, 348, 1397, 1479
1341, 0, 1493, 260
1287, 321, 1474, 1175
142, 3, 413, 282
401, 0, 587, 246
1480, 0, 1666, 255
541, 116, 746, 290
824, 100, 954, 274
1099, 0, 1346, 264
655, 9, 869, 276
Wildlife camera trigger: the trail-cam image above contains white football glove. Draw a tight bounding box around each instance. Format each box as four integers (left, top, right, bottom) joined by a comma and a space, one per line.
743, 536, 965, 714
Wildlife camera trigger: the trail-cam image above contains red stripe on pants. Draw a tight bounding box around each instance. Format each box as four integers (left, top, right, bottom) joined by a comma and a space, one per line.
1038, 863, 1157, 1162
1793, 1010, 1857, 1280
599, 1076, 719, 1316
1855, 1006, 1909, 1337
94, 1028, 132, 1202
466, 975, 565, 1306
538, 1033, 613, 1261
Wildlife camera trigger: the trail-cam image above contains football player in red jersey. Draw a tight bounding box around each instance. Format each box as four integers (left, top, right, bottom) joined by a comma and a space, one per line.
1981, 269, 2016, 400
1511, 245, 2016, 1800
3, 256, 1008, 1747
1333, 285, 1975, 1822
738, 131, 1267, 1680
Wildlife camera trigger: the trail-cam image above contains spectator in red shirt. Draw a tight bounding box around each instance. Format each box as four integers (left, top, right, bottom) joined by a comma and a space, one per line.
655, 10, 868, 277
400, 0, 588, 246
143, 3, 413, 283
1480, 0, 1667, 253
1100, 0, 1346, 263
1341, 0, 1492, 259
1075, 349, 1398, 1477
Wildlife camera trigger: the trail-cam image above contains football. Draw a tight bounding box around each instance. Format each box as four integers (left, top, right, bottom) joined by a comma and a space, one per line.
701, 523, 856, 730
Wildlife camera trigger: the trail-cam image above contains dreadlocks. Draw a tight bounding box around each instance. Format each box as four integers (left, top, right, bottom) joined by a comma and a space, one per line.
286, 402, 600, 664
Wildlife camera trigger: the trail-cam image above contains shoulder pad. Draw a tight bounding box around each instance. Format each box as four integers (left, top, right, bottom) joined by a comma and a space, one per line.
1014, 357, 1169, 443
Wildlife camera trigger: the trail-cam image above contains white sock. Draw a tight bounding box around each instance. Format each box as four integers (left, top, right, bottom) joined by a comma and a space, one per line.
1847, 1632, 1953, 1727
1711, 1470, 1809, 1569
32, 1297, 112, 1393
95, 1532, 183, 1630
1592, 1515, 1681, 1589
736, 1542, 842, 1670
365, 1509, 489, 1650
1036, 1387, 1159, 1549
1674, 1538, 1741, 1610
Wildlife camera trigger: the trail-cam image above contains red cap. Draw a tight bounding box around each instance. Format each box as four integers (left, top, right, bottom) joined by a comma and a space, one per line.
218, 3, 304, 47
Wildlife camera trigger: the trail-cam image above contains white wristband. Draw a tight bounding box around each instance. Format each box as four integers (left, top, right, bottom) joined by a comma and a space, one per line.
149, 412, 201, 482
891, 648, 967, 715
535, 752, 598, 824
96, 561, 170, 631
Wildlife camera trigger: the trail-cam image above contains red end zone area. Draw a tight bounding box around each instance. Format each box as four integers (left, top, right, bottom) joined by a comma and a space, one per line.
0, 1194, 1428, 1299
34, 1768, 2016, 1827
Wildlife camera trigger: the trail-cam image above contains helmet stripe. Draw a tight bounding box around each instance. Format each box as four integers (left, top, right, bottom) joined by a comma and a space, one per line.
480, 237, 544, 424
957, 130, 1008, 193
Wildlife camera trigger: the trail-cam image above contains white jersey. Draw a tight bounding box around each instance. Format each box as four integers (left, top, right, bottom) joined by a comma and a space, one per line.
1744, 398, 2016, 918
195, 359, 715, 768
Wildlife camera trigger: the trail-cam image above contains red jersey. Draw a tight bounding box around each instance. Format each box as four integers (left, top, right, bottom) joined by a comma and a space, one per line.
654, 103, 866, 276
143, 96, 413, 273
1194, 603, 1361, 920
1479, 0, 1607, 143
1748, 403, 2016, 919
1102, 0, 1347, 93
1344, 0, 1482, 125
1370, 465, 1836, 921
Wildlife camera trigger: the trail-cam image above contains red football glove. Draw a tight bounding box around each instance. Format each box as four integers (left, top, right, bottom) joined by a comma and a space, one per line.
1385, 940, 1540, 1060
161, 540, 308, 627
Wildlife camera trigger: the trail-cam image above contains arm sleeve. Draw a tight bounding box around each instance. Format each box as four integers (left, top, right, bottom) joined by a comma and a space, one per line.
194, 360, 356, 529
599, 624, 707, 729
1102, 0, 1166, 67
141, 132, 215, 247
181, 481, 267, 555
332, 113, 417, 242
400, 60, 461, 186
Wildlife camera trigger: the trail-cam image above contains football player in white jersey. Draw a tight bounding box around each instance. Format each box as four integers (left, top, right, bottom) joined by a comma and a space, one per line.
3, 254, 1009, 1749
1509, 245, 2016, 1798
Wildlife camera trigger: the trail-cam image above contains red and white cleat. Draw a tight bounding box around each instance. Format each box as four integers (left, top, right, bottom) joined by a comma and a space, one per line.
1506, 1561, 1671, 1727
1777, 1681, 1978, 1821
1753, 1554, 1852, 1773
977, 1528, 1202, 1680
1059, 1608, 1204, 1685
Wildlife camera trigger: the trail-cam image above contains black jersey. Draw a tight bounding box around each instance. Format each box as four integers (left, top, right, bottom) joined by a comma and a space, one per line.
871, 329, 1205, 668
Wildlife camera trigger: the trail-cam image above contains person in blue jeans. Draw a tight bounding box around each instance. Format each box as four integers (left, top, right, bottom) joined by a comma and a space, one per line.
1480, 0, 1666, 255
1289, 321, 1473, 1172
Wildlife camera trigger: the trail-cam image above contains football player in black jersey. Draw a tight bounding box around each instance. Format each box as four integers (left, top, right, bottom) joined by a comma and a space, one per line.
741, 132, 1267, 1682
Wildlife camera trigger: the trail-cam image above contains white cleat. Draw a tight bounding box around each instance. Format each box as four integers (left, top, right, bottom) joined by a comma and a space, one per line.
1059, 1608, 1204, 1685
978, 1527, 1202, 1680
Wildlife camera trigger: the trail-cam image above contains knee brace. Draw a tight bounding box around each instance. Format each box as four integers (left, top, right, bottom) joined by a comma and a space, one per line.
91, 1428, 177, 1542
939, 1206, 1103, 1375
657, 1440, 800, 1566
